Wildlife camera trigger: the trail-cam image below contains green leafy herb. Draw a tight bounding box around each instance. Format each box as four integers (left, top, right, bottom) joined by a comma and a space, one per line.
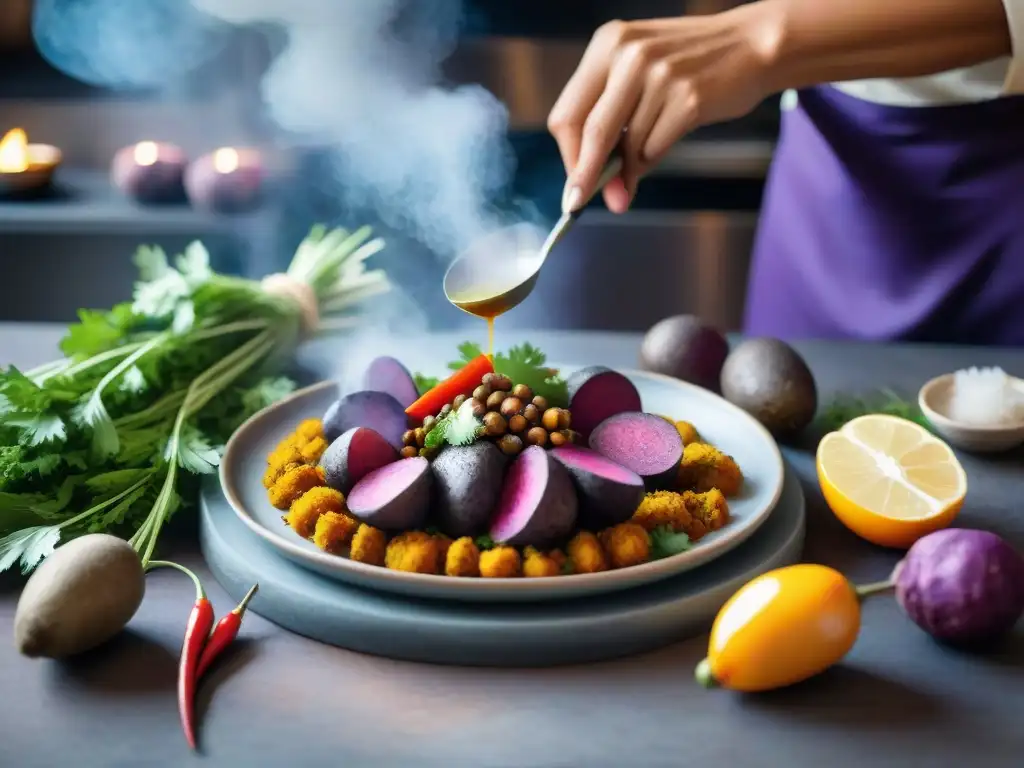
0, 224, 391, 574
474, 534, 495, 551
560, 558, 575, 575
649, 526, 692, 560
445, 403, 483, 446
818, 389, 932, 433
449, 342, 569, 406
423, 413, 452, 450
413, 373, 440, 395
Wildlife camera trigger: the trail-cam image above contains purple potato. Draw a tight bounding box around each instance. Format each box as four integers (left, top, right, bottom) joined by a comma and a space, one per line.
431, 441, 508, 537
322, 390, 407, 448
362, 356, 419, 409
639, 315, 729, 391
589, 411, 684, 489
893, 528, 1024, 645
346, 456, 432, 531
550, 444, 644, 528
490, 445, 578, 549
565, 366, 642, 442
319, 426, 399, 495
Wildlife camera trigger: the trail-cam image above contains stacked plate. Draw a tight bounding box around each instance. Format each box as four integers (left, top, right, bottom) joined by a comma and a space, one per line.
199, 367, 806, 666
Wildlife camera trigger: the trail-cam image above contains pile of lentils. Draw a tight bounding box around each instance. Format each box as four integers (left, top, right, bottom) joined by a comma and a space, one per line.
402, 372, 577, 458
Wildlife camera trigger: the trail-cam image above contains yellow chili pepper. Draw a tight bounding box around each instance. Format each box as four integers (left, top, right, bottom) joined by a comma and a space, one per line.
695, 564, 892, 693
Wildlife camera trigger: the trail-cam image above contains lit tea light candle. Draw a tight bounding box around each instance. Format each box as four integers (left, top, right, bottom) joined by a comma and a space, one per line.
184, 146, 264, 214
0, 128, 62, 198
111, 140, 187, 203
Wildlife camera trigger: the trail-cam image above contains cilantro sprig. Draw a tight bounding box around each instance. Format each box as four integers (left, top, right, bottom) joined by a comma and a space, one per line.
448, 341, 569, 407
0, 225, 390, 574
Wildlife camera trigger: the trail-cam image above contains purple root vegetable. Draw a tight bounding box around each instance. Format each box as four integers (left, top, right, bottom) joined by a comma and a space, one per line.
565, 366, 642, 442
322, 390, 408, 448
431, 441, 508, 537
362, 356, 419, 409
346, 456, 433, 531
489, 445, 578, 549
639, 315, 730, 391
588, 411, 684, 489
550, 444, 644, 529
319, 427, 399, 495
893, 528, 1024, 646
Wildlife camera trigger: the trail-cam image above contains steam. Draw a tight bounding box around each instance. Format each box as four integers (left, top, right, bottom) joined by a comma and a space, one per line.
34, 0, 523, 261
193, 0, 517, 259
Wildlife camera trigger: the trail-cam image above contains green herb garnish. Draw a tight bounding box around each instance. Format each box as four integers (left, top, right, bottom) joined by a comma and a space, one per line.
818, 389, 933, 433
0, 225, 390, 574
474, 534, 495, 551
449, 342, 568, 407
422, 401, 483, 450
649, 526, 692, 560
445, 402, 483, 446
413, 373, 440, 395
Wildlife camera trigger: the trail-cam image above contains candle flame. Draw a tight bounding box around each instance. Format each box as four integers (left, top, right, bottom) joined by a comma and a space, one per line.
133, 141, 159, 166
0, 128, 29, 173
213, 147, 239, 174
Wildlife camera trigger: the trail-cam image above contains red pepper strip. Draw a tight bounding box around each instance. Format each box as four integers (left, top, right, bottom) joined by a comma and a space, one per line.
147, 560, 214, 751
196, 583, 259, 680
405, 354, 495, 422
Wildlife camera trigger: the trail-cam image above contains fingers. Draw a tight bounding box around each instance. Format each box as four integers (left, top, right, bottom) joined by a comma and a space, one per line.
547, 27, 619, 176
567, 42, 649, 211
641, 88, 700, 169
619, 59, 671, 208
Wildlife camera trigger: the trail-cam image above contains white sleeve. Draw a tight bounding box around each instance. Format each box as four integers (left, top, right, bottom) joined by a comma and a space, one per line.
1002, 0, 1024, 93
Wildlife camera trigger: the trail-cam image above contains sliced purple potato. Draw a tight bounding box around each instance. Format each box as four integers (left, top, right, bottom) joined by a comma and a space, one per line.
362, 355, 419, 409
589, 411, 684, 489
322, 390, 407, 448
489, 445, 578, 549
319, 426, 399, 495
346, 456, 432, 531
431, 441, 508, 537
565, 366, 642, 442
550, 444, 644, 528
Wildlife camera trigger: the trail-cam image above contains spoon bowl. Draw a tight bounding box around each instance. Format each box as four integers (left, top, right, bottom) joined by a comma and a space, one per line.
443, 222, 547, 318
444, 152, 625, 318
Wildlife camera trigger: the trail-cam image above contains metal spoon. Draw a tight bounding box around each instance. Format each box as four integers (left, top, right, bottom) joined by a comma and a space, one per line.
444, 151, 625, 319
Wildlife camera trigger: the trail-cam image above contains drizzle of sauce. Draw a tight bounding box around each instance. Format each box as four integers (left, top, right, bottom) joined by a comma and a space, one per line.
449, 290, 509, 359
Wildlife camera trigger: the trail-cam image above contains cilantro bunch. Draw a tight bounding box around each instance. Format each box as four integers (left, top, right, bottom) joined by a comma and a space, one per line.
0, 225, 390, 574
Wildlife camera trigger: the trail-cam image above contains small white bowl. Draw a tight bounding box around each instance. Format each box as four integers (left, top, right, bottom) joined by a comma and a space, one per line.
918, 373, 1024, 453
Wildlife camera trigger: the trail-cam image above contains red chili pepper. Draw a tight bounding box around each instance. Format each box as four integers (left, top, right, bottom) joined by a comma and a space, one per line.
147, 560, 213, 751
196, 583, 259, 680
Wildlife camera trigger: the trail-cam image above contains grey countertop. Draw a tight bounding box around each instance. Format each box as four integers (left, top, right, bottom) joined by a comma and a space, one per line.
1, 324, 1022, 768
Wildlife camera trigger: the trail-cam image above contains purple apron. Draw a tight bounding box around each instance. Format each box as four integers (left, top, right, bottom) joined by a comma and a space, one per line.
744, 85, 1024, 345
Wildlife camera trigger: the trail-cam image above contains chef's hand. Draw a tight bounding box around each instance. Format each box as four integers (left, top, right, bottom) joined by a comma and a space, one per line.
548, 7, 775, 213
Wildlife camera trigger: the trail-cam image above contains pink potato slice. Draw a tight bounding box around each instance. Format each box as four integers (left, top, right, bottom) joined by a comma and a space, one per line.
489, 445, 578, 549
346, 456, 432, 531
588, 411, 684, 489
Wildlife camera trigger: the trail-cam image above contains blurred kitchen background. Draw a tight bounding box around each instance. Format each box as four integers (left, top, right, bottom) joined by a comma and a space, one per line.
0, 0, 775, 334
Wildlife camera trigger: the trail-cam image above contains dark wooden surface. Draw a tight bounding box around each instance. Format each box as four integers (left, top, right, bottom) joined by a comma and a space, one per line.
1, 325, 1022, 768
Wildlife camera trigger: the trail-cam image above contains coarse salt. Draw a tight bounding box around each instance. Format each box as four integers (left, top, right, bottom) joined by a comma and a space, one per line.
947, 366, 1024, 426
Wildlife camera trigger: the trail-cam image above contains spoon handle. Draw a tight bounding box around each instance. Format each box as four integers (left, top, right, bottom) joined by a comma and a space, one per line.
561, 150, 625, 214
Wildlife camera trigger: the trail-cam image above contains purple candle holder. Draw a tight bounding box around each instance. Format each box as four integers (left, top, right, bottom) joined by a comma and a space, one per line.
111, 141, 187, 204
184, 147, 264, 214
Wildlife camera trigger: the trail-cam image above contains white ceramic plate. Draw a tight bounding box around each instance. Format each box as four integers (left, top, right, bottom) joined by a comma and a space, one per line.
220, 367, 785, 602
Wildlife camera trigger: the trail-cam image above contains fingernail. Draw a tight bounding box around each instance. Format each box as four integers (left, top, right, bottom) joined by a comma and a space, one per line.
563, 185, 583, 213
